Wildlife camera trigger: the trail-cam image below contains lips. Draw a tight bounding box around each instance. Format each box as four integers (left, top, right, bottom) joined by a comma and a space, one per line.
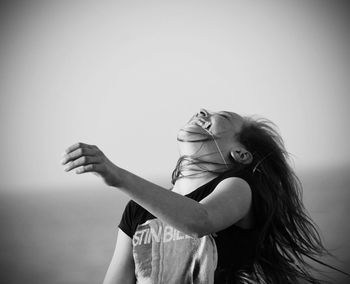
189, 118, 211, 130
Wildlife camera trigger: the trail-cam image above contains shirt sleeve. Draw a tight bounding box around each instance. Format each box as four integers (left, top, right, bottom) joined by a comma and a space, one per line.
118, 200, 136, 238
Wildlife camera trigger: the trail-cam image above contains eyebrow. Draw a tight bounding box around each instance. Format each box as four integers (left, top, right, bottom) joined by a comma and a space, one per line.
218, 112, 231, 121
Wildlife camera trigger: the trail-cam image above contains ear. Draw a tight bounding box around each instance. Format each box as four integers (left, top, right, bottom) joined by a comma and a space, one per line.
230, 147, 253, 165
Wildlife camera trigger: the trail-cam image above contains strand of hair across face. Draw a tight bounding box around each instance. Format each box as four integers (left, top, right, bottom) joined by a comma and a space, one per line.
203, 128, 229, 168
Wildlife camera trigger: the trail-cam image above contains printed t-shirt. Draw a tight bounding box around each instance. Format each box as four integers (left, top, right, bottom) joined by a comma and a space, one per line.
118, 169, 259, 284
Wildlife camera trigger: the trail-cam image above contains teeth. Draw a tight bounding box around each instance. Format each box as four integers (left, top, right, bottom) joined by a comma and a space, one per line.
198, 120, 211, 129
190, 119, 210, 129
204, 122, 211, 129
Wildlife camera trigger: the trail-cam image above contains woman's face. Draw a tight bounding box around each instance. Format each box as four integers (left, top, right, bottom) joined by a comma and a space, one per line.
178, 109, 244, 144
177, 109, 252, 168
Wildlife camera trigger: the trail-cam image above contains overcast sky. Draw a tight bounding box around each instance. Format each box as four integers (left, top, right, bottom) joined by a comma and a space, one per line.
1, 0, 349, 191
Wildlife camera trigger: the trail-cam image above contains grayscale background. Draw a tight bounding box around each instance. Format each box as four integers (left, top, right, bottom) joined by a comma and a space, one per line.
1, 0, 349, 283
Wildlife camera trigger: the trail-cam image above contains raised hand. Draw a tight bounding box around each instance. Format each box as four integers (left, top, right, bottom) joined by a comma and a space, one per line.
61, 142, 120, 187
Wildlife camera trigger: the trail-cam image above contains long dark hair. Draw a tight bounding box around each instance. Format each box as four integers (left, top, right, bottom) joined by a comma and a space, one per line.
236, 116, 333, 283
172, 115, 347, 283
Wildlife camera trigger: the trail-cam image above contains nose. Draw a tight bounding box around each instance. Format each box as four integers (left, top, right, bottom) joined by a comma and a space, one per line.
198, 108, 209, 117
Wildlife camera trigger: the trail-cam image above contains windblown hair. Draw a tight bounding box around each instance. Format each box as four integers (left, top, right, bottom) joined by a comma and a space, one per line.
235, 116, 329, 283
172, 115, 339, 283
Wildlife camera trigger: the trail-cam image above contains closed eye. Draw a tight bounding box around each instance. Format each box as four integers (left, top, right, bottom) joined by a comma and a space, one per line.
218, 112, 230, 121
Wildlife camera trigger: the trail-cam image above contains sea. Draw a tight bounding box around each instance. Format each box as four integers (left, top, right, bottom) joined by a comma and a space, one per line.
1, 167, 349, 283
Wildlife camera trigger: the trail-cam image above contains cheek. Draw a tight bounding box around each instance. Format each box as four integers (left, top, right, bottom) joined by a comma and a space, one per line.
214, 120, 234, 135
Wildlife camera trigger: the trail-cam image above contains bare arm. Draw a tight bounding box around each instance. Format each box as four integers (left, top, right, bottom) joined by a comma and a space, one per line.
103, 229, 135, 284
62, 143, 252, 238
110, 167, 251, 237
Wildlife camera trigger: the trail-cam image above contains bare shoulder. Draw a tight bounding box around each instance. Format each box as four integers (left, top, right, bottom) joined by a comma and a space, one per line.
212, 177, 252, 200
200, 177, 253, 233
219, 177, 255, 229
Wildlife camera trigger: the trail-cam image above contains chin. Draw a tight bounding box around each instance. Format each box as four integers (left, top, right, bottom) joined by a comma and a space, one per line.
177, 127, 210, 143
177, 129, 189, 142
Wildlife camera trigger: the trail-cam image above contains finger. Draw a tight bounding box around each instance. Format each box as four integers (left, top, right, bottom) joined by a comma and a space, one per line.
75, 164, 104, 174
61, 147, 97, 165
64, 142, 94, 155
64, 156, 101, 172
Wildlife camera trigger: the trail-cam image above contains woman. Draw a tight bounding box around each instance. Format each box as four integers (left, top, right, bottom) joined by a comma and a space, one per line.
62, 109, 336, 283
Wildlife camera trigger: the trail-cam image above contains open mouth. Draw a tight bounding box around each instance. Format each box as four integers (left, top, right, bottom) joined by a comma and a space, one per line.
178, 118, 215, 143
190, 118, 211, 131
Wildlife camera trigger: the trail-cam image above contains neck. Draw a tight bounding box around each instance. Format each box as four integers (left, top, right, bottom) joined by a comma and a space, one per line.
171, 156, 228, 195
177, 137, 231, 170
172, 171, 219, 195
